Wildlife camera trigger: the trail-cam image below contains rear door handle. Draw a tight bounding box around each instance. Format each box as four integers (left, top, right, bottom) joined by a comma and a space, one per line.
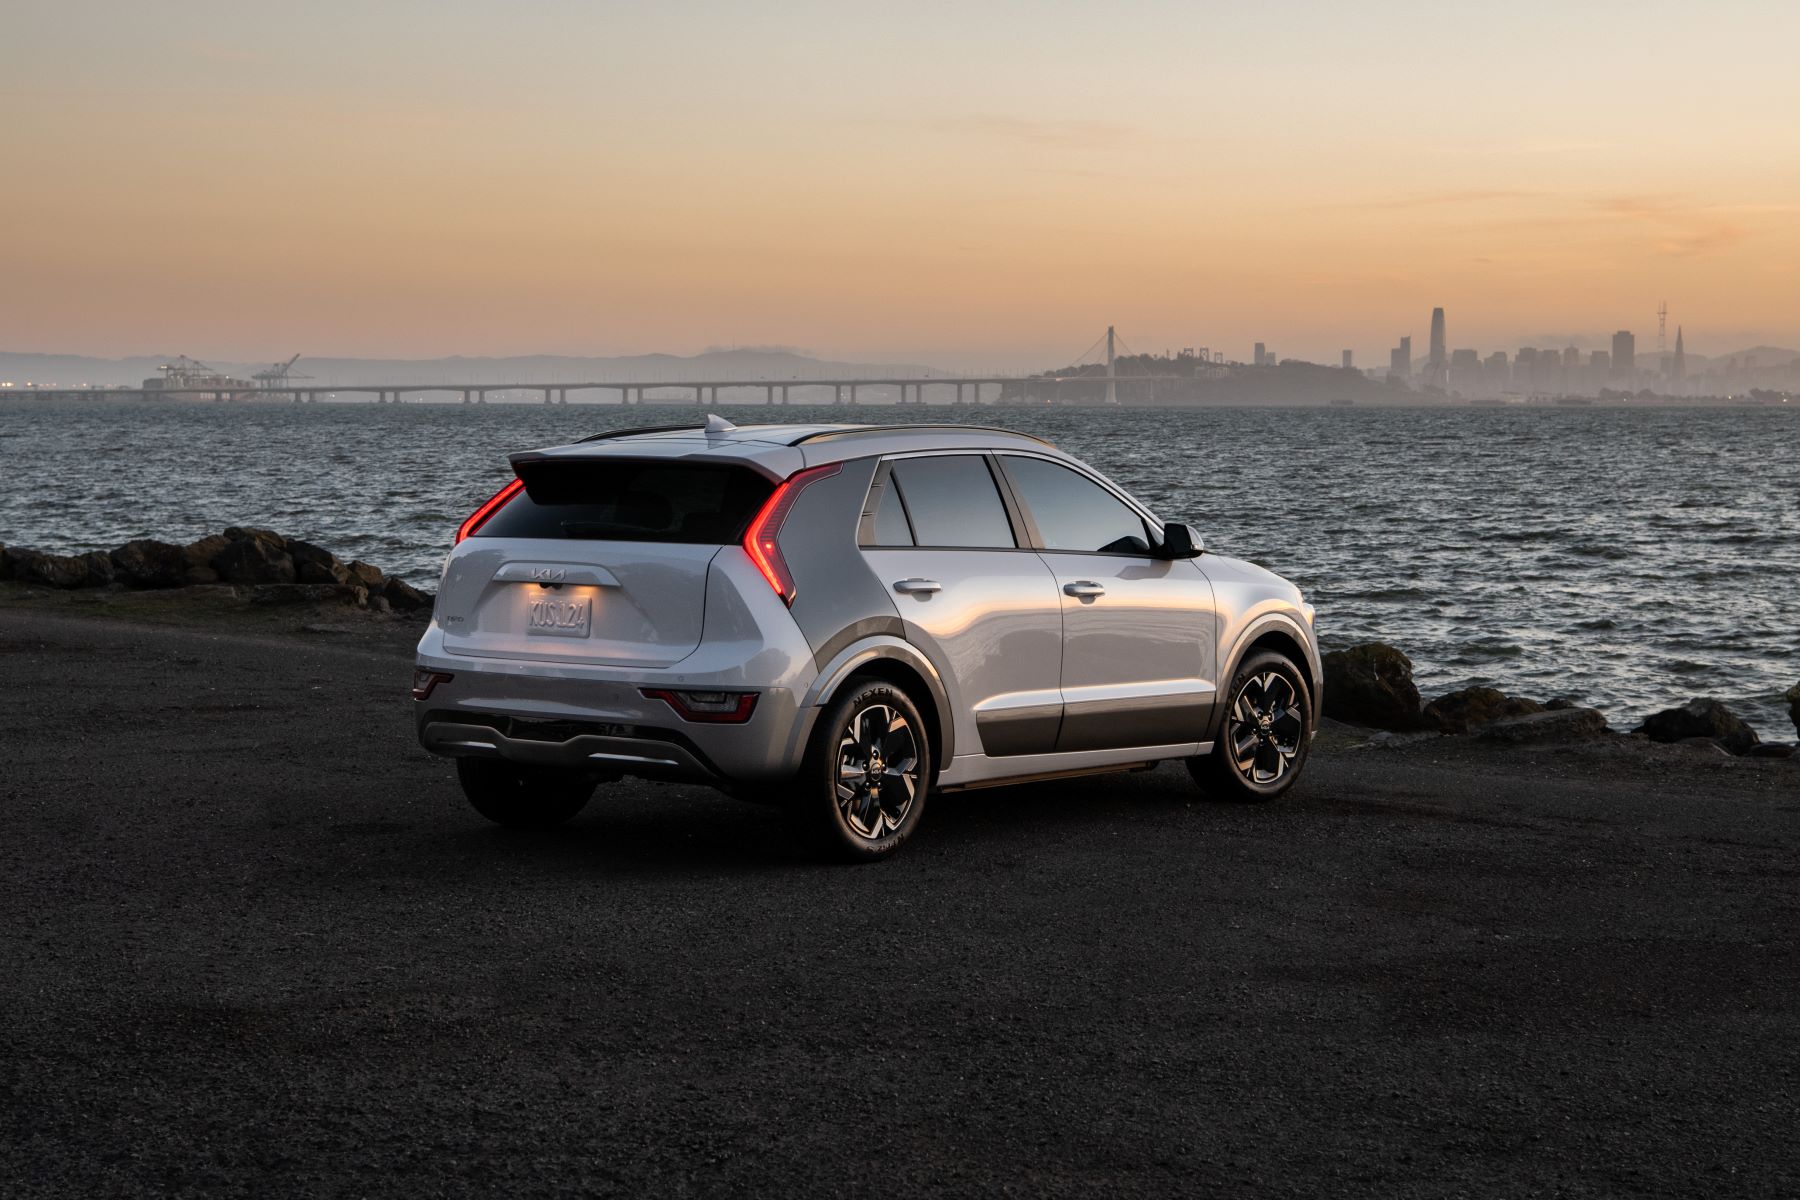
893, 578, 942, 595
1063, 581, 1106, 598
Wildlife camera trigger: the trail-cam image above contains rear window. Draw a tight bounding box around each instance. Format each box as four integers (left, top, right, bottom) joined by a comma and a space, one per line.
477, 460, 775, 544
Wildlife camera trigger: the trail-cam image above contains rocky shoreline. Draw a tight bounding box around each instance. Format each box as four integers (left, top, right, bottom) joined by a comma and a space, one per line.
0, 528, 430, 616
3, 535, 1796, 751
1324, 640, 1800, 758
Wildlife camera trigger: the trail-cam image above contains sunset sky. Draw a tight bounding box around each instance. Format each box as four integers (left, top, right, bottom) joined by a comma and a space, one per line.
4, 0, 1798, 369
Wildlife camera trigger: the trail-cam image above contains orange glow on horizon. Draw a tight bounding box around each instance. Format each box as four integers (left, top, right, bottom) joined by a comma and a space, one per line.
2, 2, 1797, 368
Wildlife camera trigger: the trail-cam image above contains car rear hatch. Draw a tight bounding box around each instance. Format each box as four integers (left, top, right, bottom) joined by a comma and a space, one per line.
436, 455, 776, 667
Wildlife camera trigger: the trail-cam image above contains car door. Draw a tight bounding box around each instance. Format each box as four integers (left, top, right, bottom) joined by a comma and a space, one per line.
995, 453, 1218, 753
857, 454, 1065, 759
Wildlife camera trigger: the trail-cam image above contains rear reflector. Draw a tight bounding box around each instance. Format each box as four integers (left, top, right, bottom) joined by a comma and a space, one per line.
412, 669, 453, 701
641, 688, 759, 724
456, 477, 525, 544
742, 462, 841, 604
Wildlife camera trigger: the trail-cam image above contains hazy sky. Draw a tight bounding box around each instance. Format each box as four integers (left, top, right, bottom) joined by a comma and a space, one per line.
4, 0, 1798, 368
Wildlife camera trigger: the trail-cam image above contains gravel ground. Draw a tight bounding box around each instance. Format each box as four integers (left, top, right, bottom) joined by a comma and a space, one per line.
2, 601, 1798, 1197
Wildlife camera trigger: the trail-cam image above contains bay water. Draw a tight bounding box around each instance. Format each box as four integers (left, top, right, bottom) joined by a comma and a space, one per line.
4, 399, 1795, 732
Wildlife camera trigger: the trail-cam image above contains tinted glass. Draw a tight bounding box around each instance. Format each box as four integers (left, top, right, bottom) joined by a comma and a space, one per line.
888, 456, 1015, 548
868, 476, 914, 546
478, 460, 774, 543
1004, 456, 1150, 554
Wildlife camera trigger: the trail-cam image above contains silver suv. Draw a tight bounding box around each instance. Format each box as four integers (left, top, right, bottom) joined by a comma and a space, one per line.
414, 417, 1321, 860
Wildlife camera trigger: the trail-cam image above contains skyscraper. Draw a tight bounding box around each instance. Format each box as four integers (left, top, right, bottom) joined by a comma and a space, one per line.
1611, 331, 1635, 379
1389, 335, 1412, 378
1672, 327, 1685, 379
1341, 349, 1353, 370
1254, 342, 1268, 367
1428, 307, 1447, 369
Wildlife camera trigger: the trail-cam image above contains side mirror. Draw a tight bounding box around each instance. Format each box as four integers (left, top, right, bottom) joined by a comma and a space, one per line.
1160, 522, 1204, 559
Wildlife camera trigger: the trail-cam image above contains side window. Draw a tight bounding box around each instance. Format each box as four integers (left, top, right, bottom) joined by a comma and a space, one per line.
887, 456, 1016, 549
1002, 456, 1151, 555
860, 471, 914, 546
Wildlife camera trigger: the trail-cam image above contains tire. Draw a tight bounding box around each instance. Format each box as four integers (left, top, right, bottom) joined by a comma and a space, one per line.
1188, 649, 1313, 802
791, 678, 931, 862
456, 758, 595, 829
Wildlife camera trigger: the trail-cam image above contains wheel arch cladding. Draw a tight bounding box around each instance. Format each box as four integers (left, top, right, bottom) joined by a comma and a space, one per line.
1215, 626, 1316, 739
841, 658, 948, 784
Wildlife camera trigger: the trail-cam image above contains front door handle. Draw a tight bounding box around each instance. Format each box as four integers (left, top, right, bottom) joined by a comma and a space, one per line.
1063, 581, 1106, 598
893, 578, 942, 595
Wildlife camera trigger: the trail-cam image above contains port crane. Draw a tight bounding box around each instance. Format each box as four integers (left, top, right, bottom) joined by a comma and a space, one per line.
253, 354, 311, 391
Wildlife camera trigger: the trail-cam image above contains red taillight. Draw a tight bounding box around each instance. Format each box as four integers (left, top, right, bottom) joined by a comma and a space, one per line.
742, 462, 841, 604
456, 477, 524, 544
641, 688, 759, 724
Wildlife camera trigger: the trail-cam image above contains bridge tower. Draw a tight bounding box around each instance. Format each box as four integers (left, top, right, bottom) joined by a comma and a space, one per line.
1105, 325, 1117, 406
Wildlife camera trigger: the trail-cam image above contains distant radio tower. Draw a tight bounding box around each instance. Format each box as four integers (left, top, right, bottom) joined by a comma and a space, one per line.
1657, 300, 1668, 355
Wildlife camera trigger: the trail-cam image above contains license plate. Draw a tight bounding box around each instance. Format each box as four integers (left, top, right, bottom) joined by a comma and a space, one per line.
526, 595, 592, 638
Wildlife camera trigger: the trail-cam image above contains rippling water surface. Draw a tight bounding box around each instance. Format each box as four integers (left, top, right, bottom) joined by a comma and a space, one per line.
4, 399, 1796, 731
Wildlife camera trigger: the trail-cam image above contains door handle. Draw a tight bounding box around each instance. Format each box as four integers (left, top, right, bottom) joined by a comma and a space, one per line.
1063, 581, 1106, 598
893, 578, 942, 595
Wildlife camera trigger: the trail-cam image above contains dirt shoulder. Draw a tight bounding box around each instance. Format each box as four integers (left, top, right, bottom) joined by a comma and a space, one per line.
2, 605, 1796, 1197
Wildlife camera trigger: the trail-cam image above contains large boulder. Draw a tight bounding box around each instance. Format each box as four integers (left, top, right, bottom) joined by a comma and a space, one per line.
1479, 707, 1609, 744
286, 539, 352, 586
213, 536, 296, 586
12, 549, 92, 589
296, 559, 352, 586
1322, 642, 1423, 730
109, 539, 189, 588
223, 525, 286, 550
1635, 699, 1759, 756
284, 537, 336, 568
344, 560, 386, 590
184, 533, 233, 569
381, 576, 428, 612
1787, 682, 1800, 739
1424, 686, 1545, 734
80, 551, 116, 587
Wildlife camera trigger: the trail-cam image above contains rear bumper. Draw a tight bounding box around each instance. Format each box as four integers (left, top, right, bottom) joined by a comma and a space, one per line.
413, 667, 818, 783
419, 715, 725, 780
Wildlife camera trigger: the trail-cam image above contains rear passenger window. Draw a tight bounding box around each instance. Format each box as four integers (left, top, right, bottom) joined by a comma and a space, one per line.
865, 475, 914, 546
887, 456, 1016, 549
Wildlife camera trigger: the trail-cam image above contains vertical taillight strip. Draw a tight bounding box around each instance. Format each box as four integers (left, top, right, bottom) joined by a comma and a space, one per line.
742, 462, 841, 604
455, 477, 525, 544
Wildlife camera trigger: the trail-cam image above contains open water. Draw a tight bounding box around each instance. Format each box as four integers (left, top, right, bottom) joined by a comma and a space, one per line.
3, 398, 1796, 732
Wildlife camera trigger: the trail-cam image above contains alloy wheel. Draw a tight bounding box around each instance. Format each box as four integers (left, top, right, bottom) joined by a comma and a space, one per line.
835, 702, 921, 840
1226, 671, 1306, 786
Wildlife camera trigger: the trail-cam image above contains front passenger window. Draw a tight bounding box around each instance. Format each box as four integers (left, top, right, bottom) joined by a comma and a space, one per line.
1002, 456, 1151, 555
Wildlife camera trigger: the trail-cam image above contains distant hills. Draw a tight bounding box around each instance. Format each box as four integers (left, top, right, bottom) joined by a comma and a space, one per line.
0, 348, 950, 389
1709, 345, 1800, 365
5, 342, 1793, 393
